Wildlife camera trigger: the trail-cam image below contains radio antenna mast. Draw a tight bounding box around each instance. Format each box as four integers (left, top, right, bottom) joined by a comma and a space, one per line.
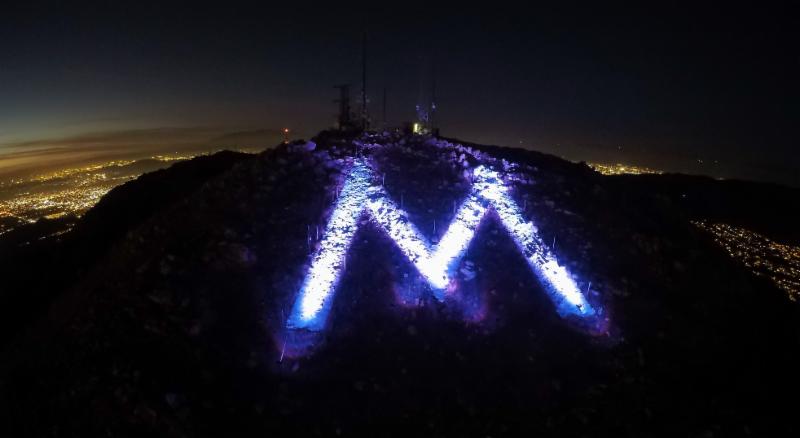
360, 31, 368, 130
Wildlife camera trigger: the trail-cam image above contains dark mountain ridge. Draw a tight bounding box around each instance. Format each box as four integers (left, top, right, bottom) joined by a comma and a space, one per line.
0, 131, 798, 436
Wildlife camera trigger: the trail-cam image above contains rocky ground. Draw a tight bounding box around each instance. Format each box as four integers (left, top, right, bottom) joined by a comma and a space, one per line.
0, 130, 798, 437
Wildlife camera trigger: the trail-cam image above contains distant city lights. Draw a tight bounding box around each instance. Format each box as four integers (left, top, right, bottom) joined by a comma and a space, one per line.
589, 162, 663, 176
694, 221, 800, 301
0, 154, 199, 235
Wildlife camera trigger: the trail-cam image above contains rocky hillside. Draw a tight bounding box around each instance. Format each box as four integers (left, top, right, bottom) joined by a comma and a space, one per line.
0, 131, 798, 437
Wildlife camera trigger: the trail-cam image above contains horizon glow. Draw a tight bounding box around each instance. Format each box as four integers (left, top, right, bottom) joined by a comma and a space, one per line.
286, 159, 596, 332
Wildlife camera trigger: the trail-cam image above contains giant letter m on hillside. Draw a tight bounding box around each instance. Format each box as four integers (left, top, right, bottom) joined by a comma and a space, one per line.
287, 159, 596, 331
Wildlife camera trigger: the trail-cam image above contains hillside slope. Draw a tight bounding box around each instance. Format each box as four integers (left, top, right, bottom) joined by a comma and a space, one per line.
1, 131, 798, 437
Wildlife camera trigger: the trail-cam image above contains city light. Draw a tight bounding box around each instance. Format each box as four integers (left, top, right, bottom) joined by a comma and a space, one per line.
589, 162, 663, 176
0, 154, 204, 235
694, 221, 800, 301
286, 159, 597, 332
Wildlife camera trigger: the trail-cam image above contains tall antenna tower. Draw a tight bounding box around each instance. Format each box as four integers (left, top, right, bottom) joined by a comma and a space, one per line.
360, 31, 369, 130
430, 64, 437, 135
414, 54, 438, 135
334, 84, 352, 131
382, 87, 387, 127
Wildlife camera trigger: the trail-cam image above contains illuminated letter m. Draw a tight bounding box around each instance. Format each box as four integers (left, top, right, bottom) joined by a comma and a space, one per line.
287, 159, 595, 331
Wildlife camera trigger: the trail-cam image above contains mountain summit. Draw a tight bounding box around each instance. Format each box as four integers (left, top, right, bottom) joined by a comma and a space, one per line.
1, 131, 798, 436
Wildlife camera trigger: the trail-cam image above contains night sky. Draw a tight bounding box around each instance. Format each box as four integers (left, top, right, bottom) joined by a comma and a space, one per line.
1, 4, 797, 185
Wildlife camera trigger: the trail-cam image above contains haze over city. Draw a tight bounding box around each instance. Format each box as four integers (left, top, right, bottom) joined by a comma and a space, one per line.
2, 4, 797, 186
